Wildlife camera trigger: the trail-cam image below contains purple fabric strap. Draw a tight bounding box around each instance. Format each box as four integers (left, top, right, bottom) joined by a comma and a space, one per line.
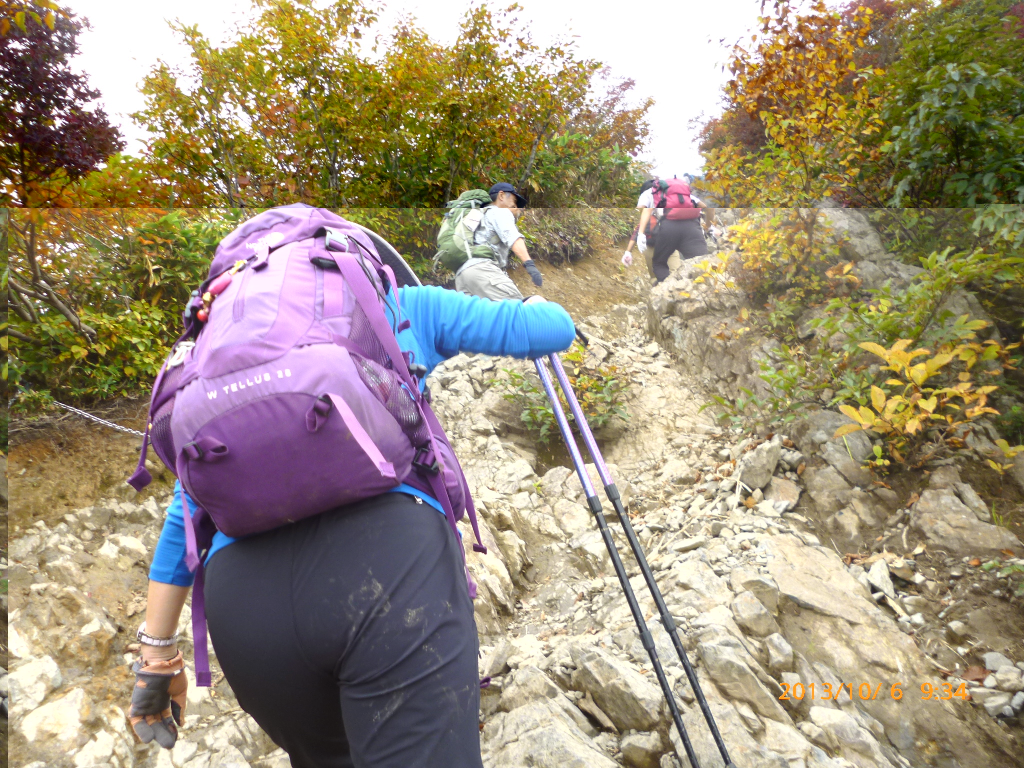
175, 452, 212, 686
127, 426, 152, 491
331, 250, 487, 558
191, 565, 212, 687
325, 394, 396, 479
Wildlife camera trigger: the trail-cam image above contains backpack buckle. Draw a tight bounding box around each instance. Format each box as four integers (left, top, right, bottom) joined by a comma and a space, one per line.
412, 446, 440, 475
167, 340, 196, 369
324, 228, 349, 252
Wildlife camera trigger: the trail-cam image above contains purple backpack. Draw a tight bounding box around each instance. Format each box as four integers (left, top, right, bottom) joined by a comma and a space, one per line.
128, 204, 485, 685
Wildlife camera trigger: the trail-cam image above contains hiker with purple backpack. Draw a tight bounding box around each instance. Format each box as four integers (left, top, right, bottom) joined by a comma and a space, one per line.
124, 205, 576, 767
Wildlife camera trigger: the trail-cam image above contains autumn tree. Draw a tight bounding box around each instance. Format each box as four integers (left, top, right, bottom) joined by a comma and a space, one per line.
0, 4, 125, 206
700, 0, 885, 207
129, 0, 649, 208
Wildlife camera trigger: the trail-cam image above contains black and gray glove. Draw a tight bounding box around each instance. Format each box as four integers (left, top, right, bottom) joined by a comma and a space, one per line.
129, 651, 188, 748
523, 260, 543, 287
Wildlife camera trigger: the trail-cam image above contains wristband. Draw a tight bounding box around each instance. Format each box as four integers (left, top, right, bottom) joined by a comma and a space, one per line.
137, 621, 179, 647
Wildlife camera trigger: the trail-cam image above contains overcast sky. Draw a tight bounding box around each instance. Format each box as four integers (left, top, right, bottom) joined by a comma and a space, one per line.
70, 0, 765, 181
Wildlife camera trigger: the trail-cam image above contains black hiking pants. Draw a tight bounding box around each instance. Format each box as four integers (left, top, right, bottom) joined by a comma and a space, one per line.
651, 218, 708, 283
204, 493, 483, 768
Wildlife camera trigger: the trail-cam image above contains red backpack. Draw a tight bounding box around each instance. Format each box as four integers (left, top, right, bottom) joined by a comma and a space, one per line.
652, 177, 701, 221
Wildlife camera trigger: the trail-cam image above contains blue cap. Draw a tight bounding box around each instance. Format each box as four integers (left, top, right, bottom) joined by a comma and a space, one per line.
488, 182, 527, 208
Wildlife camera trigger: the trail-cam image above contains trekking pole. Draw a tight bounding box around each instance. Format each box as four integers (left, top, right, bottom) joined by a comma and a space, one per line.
532, 358, 706, 768
546, 354, 735, 767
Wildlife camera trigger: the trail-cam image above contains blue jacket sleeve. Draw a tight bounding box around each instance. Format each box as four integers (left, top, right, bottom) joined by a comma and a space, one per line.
149, 481, 199, 587
397, 286, 575, 372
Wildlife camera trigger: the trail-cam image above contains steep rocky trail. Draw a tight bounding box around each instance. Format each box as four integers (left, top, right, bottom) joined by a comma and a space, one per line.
6, 236, 1024, 768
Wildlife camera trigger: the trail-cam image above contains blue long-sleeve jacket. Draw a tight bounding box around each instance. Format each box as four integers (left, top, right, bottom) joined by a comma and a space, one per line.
149, 285, 576, 585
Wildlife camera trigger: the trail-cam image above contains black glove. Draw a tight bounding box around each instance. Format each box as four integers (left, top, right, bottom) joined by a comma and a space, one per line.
129, 651, 188, 748
523, 260, 543, 287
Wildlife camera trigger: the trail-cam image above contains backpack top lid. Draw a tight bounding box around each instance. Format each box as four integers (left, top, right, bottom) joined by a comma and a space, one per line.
209, 204, 380, 279
447, 189, 493, 210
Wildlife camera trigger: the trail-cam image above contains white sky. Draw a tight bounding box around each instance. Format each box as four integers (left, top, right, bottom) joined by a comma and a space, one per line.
69, 0, 765, 183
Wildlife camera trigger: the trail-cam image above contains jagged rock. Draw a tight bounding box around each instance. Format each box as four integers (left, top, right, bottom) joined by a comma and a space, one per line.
659, 458, 698, 486
789, 410, 870, 466
498, 665, 562, 711
697, 633, 789, 722
672, 559, 733, 612
764, 634, 794, 675
576, 690, 617, 732
983, 652, 1015, 672
808, 706, 877, 755
910, 489, 1022, 557
569, 644, 664, 732
8, 654, 62, 712
737, 442, 782, 490
819, 440, 872, 487
994, 666, 1024, 693
802, 465, 852, 514
731, 591, 781, 638
483, 698, 619, 768
866, 560, 895, 600
728, 568, 780, 615
954, 482, 992, 522
620, 730, 664, 768
764, 477, 801, 513
18, 687, 92, 749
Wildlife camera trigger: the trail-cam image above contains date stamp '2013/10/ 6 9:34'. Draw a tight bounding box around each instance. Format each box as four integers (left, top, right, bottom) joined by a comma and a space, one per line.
779, 681, 970, 702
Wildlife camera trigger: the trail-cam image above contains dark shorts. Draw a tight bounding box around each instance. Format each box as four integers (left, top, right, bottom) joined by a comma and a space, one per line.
204, 493, 483, 768
651, 218, 707, 282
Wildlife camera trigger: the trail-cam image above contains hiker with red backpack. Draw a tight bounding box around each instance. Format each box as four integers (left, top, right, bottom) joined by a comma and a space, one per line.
124, 205, 576, 767
627, 176, 714, 284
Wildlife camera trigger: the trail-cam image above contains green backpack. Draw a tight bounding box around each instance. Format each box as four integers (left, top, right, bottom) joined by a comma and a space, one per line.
434, 189, 497, 273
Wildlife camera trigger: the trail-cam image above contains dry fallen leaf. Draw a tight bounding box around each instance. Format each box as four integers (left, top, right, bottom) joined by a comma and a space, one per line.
969, 558, 981, 567
797, 463, 806, 476
1000, 549, 1015, 557
783, 438, 795, 448
908, 492, 920, 507
962, 666, 989, 682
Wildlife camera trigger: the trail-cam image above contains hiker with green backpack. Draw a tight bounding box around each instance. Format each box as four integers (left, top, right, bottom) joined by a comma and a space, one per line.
435, 182, 543, 301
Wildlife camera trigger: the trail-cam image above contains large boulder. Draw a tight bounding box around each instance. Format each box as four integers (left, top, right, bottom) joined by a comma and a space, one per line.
569, 645, 664, 732
910, 489, 1022, 557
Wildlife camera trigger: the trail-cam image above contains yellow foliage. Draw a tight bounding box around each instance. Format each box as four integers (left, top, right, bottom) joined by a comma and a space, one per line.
835, 336, 1019, 469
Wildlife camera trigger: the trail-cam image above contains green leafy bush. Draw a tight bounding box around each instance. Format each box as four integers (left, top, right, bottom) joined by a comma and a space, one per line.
498, 343, 629, 444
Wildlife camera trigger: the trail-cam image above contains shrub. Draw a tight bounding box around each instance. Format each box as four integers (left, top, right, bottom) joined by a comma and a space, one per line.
520, 207, 634, 266
498, 343, 629, 443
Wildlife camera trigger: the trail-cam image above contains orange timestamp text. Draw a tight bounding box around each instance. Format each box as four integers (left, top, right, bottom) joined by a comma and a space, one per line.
779, 681, 970, 702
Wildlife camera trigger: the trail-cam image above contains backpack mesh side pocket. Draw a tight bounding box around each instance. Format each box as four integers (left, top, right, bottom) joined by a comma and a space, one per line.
149, 363, 186, 472
353, 354, 429, 445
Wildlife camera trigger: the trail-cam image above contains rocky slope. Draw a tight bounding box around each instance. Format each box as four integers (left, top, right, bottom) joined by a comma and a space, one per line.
6, 229, 1024, 768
